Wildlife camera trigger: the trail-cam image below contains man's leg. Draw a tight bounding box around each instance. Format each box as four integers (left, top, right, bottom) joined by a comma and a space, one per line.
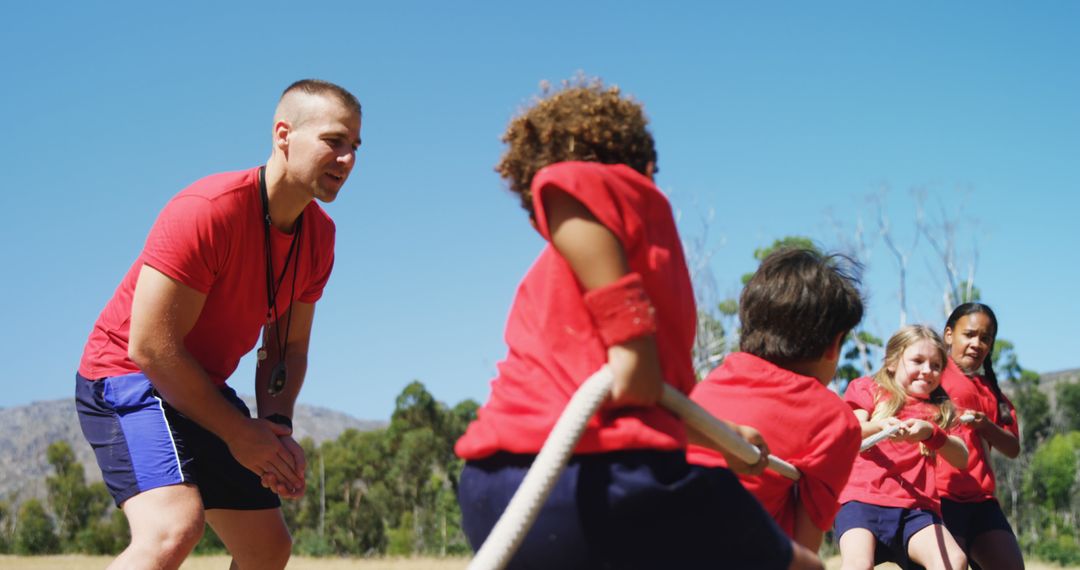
205, 508, 292, 570
110, 484, 205, 570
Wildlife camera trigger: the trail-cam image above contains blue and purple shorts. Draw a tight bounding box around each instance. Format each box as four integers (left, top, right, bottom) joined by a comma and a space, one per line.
75, 371, 279, 510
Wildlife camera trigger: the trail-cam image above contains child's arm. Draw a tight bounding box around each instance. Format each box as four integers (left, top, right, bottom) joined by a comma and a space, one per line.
902, 419, 970, 468
686, 421, 771, 476
542, 188, 662, 407
853, 409, 905, 440
962, 409, 1021, 458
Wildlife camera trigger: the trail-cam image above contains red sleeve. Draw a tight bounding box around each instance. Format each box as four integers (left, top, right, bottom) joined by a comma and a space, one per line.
530, 162, 641, 251
141, 195, 228, 294
794, 406, 862, 530
299, 251, 333, 303
843, 377, 876, 413
299, 217, 335, 303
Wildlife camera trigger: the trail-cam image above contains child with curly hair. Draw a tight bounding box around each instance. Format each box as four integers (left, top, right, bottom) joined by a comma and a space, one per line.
455, 77, 822, 569
835, 325, 969, 570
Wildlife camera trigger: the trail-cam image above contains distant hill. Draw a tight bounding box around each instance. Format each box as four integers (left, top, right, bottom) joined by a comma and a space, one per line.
0, 397, 384, 503
1036, 367, 1080, 408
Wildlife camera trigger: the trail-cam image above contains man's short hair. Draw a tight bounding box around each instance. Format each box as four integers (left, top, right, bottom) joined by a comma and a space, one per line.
738, 247, 864, 364
281, 79, 362, 118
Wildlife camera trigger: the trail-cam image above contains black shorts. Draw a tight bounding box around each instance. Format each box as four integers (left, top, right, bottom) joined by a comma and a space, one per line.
75, 372, 280, 510
459, 450, 794, 569
834, 500, 941, 570
940, 498, 1014, 548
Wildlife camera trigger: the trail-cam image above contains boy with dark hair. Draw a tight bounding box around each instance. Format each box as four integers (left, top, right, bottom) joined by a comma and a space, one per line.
687, 247, 865, 552
455, 78, 822, 569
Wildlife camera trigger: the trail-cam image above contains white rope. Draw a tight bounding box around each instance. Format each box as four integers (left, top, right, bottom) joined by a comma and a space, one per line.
659, 385, 801, 481
468, 367, 801, 570
859, 424, 902, 451
860, 414, 974, 451
467, 367, 614, 570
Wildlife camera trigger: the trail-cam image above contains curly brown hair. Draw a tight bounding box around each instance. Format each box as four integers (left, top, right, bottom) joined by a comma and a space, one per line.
495, 76, 658, 214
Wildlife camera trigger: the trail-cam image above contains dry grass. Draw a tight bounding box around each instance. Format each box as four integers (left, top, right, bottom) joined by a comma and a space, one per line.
821, 557, 1070, 570
1, 554, 1072, 569
0, 555, 469, 569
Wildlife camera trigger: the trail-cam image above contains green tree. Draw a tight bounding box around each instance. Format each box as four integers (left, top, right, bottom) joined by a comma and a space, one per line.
75, 508, 129, 555
13, 499, 60, 554
1055, 381, 1080, 433
45, 441, 111, 548
0, 499, 11, 553
1024, 432, 1080, 513
1011, 371, 1051, 446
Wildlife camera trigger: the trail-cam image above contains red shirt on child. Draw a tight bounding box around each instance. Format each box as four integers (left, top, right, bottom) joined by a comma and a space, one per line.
455, 162, 697, 459
79, 167, 336, 386
686, 353, 861, 536
936, 359, 1019, 502
839, 377, 948, 514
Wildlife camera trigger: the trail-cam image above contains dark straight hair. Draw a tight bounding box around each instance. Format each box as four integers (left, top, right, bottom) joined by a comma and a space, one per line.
945, 302, 1014, 425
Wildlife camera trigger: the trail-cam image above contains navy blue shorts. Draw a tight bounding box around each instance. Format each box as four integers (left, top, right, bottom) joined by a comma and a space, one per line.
75, 372, 280, 510
834, 501, 941, 569
459, 450, 793, 569
940, 498, 1014, 548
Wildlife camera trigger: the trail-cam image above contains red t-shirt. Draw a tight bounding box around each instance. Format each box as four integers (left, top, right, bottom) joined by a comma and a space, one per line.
685, 353, 862, 536
935, 359, 1020, 502
455, 162, 697, 459
839, 377, 948, 514
79, 167, 336, 386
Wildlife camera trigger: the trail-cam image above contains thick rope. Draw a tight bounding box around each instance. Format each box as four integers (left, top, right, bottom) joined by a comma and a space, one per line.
659, 385, 801, 481
468, 368, 801, 570
860, 413, 974, 451
467, 367, 615, 570
859, 424, 902, 451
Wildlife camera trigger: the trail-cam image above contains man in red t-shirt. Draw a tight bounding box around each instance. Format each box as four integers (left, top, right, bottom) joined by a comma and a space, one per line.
74, 80, 361, 570
687, 248, 864, 551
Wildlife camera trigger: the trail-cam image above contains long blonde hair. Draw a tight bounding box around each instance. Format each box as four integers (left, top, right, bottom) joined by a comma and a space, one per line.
870, 325, 957, 454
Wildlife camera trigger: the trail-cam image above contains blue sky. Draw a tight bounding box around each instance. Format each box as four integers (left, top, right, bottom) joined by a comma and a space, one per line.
2, 2, 1077, 421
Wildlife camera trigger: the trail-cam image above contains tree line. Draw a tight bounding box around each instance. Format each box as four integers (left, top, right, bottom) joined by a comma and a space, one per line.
3, 375, 1077, 563
0, 380, 479, 558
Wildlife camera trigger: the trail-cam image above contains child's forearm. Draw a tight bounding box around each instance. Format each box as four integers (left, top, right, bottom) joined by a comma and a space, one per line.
858, 418, 891, 439
977, 421, 1021, 458
938, 435, 969, 469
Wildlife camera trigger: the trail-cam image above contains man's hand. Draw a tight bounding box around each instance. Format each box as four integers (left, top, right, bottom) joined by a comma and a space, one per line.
227, 418, 305, 492
260, 435, 308, 498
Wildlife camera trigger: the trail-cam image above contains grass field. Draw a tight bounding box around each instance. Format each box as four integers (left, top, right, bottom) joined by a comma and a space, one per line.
0, 555, 1073, 569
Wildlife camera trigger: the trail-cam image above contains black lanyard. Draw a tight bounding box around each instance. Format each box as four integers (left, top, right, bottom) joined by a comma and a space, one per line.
259, 166, 302, 396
